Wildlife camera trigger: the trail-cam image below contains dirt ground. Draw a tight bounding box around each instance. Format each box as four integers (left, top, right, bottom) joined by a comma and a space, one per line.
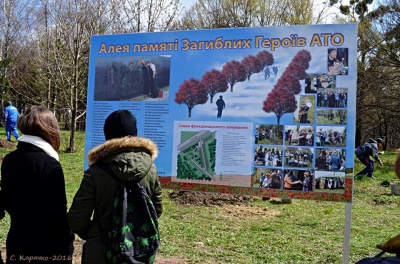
0, 138, 16, 149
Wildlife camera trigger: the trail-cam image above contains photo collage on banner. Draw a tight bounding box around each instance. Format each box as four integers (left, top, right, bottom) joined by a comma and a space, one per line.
85, 25, 357, 202
253, 46, 352, 200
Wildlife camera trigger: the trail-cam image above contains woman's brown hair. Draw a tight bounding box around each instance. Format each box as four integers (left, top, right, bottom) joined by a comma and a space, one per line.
18, 106, 61, 151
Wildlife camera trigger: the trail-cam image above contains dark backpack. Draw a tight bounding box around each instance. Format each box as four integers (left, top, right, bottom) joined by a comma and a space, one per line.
99, 163, 160, 264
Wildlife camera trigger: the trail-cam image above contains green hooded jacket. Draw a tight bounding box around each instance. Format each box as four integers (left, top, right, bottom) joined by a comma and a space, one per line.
68, 136, 162, 264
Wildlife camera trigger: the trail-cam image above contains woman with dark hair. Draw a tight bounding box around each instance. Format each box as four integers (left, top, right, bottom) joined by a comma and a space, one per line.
0, 105, 74, 263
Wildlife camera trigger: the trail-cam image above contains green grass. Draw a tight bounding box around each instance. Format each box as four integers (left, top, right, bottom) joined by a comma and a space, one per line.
0, 130, 399, 263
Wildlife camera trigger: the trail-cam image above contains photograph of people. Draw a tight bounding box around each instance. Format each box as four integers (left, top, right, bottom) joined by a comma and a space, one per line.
253, 168, 283, 189
314, 171, 345, 193
316, 89, 347, 108
315, 149, 346, 171
305, 74, 336, 94
255, 124, 283, 144
284, 125, 314, 146
315, 126, 346, 147
283, 147, 313, 168
317, 109, 347, 124
294, 95, 315, 124
320, 74, 336, 89
304, 75, 315, 94
94, 56, 171, 101
254, 146, 282, 167
327, 48, 348, 76
283, 169, 314, 191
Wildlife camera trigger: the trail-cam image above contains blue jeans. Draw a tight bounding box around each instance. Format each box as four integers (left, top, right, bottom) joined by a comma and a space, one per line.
357, 154, 374, 176
5, 119, 19, 141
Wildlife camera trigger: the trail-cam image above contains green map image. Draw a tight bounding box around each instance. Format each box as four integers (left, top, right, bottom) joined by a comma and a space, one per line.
177, 131, 216, 181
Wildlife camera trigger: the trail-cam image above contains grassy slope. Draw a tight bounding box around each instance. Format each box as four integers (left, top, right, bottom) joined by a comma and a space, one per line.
0, 130, 399, 263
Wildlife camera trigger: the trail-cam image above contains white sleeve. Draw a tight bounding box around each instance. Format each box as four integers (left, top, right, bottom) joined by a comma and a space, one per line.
150, 64, 156, 73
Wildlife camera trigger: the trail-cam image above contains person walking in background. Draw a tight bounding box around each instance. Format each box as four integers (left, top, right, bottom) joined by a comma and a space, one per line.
355, 138, 384, 178
0, 106, 74, 263
3, 101, 20, 142
216, 95, 225, 118
68, 110, 163, 264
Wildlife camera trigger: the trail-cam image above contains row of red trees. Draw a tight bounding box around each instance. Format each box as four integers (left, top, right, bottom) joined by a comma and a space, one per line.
262, 50, 312, 124
175, 51, 274, 117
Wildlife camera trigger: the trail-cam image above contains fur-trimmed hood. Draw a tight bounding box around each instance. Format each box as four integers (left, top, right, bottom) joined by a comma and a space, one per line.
88, 136, 158, 182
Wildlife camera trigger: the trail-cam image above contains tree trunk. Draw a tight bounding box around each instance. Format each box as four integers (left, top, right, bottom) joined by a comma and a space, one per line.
68, 99, 77, 153
276, 115, 281, 125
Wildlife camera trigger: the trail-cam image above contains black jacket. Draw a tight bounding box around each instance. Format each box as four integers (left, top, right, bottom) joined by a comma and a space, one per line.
0, 142, 73, 263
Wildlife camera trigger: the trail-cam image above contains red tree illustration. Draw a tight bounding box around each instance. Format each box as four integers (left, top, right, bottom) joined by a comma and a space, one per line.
275, 74, 301, 94
295, 49, 312, 63
256, 50, 274, 72
262, 87, 297, 124
282, 50, 312, 81
222, 60, 247, 92
201, 69, 229, 103
262, 50, 311, 123
241, 55, 261, 81
175, 78, 208, 118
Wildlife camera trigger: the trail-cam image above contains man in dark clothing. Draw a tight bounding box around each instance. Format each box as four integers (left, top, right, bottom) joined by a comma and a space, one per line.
141, 60, 151, 96
146, 61, 159, 98
216, 95, 225, 118
327, 91, 336, 107
355, 138, 384, 177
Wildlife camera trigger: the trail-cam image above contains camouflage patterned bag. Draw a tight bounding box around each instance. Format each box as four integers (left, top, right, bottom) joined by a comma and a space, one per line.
100, 164, 160, 264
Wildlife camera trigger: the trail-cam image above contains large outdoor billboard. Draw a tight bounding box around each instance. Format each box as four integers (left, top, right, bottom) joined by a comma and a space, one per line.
85, 24, 357, 202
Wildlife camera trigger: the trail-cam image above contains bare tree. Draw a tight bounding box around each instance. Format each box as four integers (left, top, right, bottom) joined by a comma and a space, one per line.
179, 0, 333, 28
0, 0, 39, 110
179, 0, 229, 29
105, 0, 181, 33
30, 0, 100, 152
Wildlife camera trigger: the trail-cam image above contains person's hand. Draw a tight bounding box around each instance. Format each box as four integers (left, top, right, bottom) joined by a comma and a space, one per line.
380, 161, 384, 166
333, 62, 340, 69
377, 233, 400, 254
